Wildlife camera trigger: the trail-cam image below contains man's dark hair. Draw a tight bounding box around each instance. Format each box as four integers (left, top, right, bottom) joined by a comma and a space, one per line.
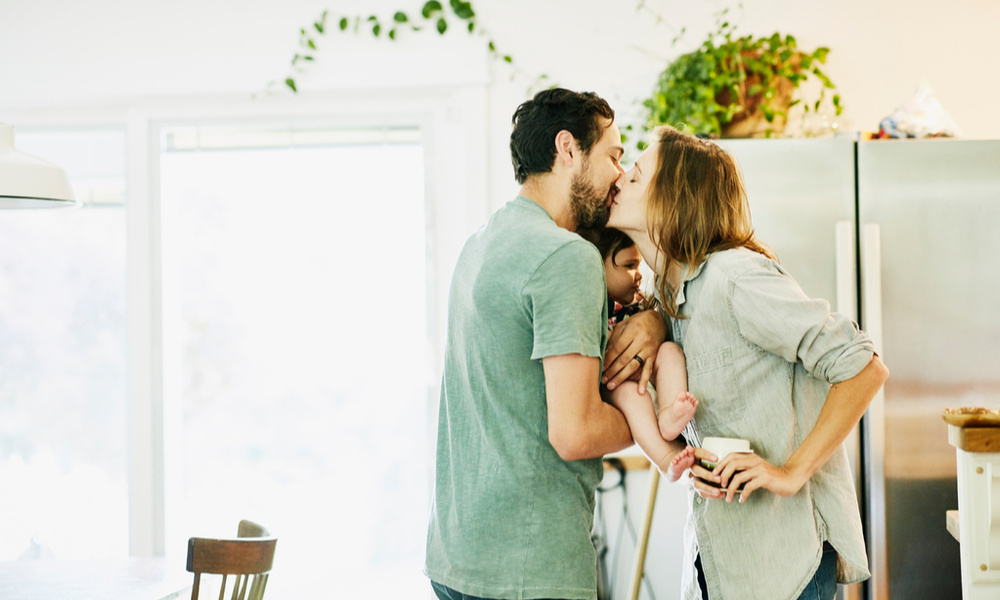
509, 88, 615, 184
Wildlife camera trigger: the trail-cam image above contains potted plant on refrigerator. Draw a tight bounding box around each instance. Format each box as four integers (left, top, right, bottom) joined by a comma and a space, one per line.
637, 12, 842, 141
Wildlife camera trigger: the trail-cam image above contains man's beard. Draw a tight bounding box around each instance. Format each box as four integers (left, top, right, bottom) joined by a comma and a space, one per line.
570, 165, 611, 229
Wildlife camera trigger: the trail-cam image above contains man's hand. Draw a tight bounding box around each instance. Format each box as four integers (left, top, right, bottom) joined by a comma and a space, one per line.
602, 309, 667, 393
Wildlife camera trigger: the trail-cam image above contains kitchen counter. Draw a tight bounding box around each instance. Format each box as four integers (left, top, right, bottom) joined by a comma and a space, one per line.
948, 423, 1000, 599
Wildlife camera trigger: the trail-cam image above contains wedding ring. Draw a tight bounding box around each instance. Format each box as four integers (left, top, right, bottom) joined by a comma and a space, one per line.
632, 355, 645, 368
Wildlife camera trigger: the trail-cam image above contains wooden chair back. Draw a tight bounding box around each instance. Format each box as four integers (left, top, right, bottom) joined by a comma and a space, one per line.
186, 520, 277, 600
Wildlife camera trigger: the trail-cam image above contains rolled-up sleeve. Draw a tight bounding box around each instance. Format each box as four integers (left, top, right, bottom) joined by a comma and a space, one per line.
730, 263, 875, 384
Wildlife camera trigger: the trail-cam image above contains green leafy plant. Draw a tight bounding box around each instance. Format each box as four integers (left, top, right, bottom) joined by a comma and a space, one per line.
637, 9, 842, 141
276, 0, 532, 93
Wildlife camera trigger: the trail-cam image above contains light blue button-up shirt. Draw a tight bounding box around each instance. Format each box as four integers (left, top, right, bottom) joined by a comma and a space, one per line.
668, 248, 873, 600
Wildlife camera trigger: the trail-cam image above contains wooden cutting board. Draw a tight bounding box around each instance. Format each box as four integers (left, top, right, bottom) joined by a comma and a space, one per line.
947, 424, 1000, 453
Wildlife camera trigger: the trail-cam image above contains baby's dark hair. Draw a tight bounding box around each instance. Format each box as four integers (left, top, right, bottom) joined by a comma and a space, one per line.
578, 227, 636, 266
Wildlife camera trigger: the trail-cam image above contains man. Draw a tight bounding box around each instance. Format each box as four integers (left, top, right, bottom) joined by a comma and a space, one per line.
425, 88, 666, 600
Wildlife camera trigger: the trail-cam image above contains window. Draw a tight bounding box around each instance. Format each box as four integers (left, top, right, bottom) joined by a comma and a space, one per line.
0, 129, 128, 559
0, 87, 485, 597
158, 123, 431, 596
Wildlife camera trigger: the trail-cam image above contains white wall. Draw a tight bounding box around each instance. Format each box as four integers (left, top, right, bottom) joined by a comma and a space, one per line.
474, 0, 1000, 211
3, 0, 999, 211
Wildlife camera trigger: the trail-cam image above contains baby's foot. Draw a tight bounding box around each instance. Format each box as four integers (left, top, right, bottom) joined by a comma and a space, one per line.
663, 445, 696, 482
658, 391, 698, 441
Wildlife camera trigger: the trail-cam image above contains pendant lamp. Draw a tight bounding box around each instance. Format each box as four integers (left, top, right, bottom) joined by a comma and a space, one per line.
0, 122, 78, 209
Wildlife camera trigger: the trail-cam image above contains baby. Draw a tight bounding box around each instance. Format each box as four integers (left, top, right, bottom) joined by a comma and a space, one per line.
581, 227, 698, 481
597, 227, 645, 331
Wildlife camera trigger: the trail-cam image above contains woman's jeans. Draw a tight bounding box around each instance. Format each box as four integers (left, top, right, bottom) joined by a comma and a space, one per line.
696, 542, 838, 600
795, 542, 838, 600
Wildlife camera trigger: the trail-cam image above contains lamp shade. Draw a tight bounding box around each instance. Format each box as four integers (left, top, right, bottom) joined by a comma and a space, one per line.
0, 123, 78, 209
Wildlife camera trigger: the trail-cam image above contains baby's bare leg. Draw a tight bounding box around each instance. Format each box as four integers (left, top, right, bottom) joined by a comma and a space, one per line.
654, 342, 697, 441
666, 446, 697, 482
607, 381, 686, 476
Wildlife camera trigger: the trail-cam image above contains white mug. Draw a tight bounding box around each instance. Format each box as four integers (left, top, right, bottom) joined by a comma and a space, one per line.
700, 436, 752, 470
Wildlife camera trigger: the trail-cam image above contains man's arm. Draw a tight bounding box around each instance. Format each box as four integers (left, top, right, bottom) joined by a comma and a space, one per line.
543, 353, 634, 461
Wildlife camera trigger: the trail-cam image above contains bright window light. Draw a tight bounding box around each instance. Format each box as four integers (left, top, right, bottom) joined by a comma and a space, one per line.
159, 124, 430, 597
0, 129, 128, 560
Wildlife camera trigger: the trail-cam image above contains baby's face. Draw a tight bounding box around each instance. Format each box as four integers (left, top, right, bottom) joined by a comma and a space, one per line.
605, 245, 643, 306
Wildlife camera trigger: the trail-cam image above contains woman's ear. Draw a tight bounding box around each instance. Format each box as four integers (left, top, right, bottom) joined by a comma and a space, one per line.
554, 130, 579, 168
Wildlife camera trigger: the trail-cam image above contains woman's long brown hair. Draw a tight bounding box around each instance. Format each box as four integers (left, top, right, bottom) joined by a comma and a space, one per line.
645, 126, 776, 318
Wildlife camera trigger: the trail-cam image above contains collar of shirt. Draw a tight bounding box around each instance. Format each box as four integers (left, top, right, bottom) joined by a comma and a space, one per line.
674, 261, 706, 307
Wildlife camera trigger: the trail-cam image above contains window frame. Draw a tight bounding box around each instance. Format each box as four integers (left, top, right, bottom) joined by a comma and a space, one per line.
3, 85, 489, 556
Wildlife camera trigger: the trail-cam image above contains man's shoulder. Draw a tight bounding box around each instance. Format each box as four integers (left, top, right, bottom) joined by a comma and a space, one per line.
486, 200, 600, 265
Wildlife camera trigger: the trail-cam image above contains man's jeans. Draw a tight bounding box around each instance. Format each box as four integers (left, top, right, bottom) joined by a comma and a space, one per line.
431, 580, 570, 600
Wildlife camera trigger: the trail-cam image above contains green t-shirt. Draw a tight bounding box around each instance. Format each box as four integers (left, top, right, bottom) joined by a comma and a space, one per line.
425, 196, 609, 600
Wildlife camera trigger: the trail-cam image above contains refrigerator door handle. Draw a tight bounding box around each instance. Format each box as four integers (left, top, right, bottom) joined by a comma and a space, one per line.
835, 220, 858, 321
836, 220, 864, 600
861, 223, 888, 600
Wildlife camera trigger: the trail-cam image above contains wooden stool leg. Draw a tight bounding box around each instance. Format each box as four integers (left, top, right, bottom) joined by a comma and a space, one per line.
628, 466, 660, 600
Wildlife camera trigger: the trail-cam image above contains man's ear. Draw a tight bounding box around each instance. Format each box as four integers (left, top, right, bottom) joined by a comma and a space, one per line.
554, 130, 579, 169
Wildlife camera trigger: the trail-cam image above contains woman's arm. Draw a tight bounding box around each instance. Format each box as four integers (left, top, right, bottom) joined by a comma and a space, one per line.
713, 355, 889, 502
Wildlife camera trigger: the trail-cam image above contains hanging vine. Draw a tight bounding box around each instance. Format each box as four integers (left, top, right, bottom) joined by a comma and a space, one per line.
274, 2, 843, 141
273, 0, 546, 93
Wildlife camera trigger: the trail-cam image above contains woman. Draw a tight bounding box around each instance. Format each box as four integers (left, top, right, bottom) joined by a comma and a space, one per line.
606, 126, 889, 600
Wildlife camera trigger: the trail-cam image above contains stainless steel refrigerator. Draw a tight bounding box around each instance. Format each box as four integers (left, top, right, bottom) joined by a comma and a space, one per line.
718, 137, 1000, 600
